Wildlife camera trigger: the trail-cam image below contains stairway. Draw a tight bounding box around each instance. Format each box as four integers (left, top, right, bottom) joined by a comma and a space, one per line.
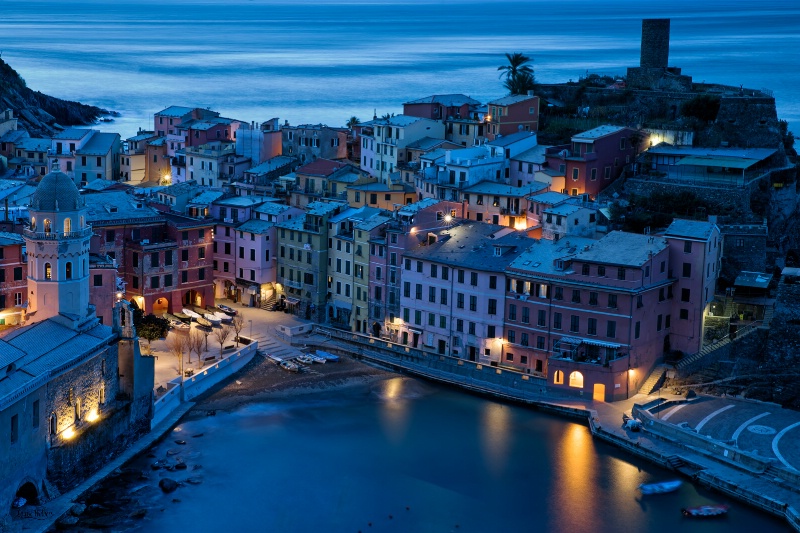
666, 455, 686, 470
761, 304, 774, 328
639, 364, 669, 395
260, 292, 277, 311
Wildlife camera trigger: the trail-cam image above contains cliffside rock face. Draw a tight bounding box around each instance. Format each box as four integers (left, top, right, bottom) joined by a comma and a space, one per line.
0, 58, 116, 137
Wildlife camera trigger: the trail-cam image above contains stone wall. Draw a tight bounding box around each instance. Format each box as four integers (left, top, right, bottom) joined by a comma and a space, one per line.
721, 229, 768, 273
622, 178, 753, 215
640, 19, 670, 69
713, 96, 781, 149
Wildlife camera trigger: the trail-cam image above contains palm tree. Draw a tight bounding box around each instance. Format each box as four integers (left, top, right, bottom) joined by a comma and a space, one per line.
498, 52, 535, 95
346, 116, 360, 129
498, 52, 534, 81
504, 71, 536, 96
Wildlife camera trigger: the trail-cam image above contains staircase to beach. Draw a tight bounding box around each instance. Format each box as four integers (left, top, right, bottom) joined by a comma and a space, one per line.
261, 293, 277, 311
639, 365, 669, 395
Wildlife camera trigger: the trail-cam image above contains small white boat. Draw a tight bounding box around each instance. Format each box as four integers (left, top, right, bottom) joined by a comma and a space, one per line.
213, 311, 233, 323
204, 313, 221, 326
296, 355, 314, 365
639, 480, 682, 495
307, 353, 326, 364
182, 308, 200, 319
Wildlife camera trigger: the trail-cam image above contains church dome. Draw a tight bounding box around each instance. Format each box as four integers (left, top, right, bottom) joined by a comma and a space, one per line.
30, 171, 84, 212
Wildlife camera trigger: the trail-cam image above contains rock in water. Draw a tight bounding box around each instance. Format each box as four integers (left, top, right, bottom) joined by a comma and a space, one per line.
185, 477, 203, 485
159, 479, 179, 493
69, 503, 86, 516
129, 509, 147, 519
175, 462, 188, 470
175, 440, 186, 445
56, 515, 79, 529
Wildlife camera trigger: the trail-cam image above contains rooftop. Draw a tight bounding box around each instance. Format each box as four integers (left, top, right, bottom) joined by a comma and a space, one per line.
158, 180, 198, 197
16, 137, 51, 152
0, 231, 25, 247
53, 128, 92, 141
487, 131, 537, 147
186, 190, 225, 206
512, 145, 549, 164
155, 106, 196, 118
734, 271, 772, 289
403, 94, 482, 107
78, 132, 119, 156
355, 214, 392, 231
398, 198, 442, 216
306, 200, 347, 217
507, 236, 604, 278
330, 205, 383, 224
246, 156, 296, 175
488, 94, 537, 106
405, 137, 454, 152
404, 222, 533, 271
664, 219, 717, 241
296, 158, 349, 177
575, 231, 668, 267
213, 195, 272, 208
84, 191, 162, 224
236, 219, 275, 234
363, 115, 433, 128
254, 202, 293, 216
573, 125, 628, 142
644, 142, 777, 162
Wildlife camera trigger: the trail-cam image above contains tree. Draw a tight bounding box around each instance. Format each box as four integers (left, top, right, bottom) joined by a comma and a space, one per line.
346, 116, 360, 129
213, 326, 233, 358
503, 70, 536, 96
231, 314, 245, 347
165, 333, 189, 376
135, 314, 169, 355
498, 52, 535, 95
188, 329, 205, 364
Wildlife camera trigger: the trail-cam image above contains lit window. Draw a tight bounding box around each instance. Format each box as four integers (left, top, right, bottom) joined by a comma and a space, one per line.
569, 371, 584, 388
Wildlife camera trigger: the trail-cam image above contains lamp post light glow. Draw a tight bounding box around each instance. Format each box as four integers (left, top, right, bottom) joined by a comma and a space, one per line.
85, 409, 100, 423
62, 427, 76, 440
443, 214, 453, 223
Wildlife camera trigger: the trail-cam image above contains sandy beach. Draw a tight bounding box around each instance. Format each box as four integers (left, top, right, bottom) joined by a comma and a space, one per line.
192, 352, 396, 412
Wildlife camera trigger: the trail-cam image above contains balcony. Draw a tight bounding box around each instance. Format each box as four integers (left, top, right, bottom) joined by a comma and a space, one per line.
23, 227, 93, 240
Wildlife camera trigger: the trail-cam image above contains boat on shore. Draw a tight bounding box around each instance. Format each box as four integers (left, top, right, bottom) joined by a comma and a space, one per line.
306, 353, 326, 364
296, 355, 314, 365
196, 316, 212, 328
681, 504, 729, 517
279, 360, 299, 373
316, 350, 339, 362
639, 480, 682, 495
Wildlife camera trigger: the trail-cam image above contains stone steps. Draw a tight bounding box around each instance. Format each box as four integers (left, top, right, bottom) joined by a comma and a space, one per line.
639, 365, 668, 395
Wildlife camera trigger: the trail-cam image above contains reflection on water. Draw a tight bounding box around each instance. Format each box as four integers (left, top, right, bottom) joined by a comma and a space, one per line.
114, 378, 790, 533
479, 402, 511, 477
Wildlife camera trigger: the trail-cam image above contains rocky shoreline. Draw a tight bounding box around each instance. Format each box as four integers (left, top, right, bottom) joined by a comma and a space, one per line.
51, 356, 394, 531
0, 58, 117, 138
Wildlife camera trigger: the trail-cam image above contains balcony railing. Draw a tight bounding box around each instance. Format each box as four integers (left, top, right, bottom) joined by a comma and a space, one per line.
23, 227, 93, 240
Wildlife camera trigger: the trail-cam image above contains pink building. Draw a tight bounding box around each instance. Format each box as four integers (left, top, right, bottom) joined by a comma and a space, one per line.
397, 223, 533, 363
485, 94, 540, 140
502, 222, 719, 401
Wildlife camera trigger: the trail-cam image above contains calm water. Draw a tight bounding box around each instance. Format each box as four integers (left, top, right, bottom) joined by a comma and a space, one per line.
1, 0, 799, 139
125, 377, 790, 532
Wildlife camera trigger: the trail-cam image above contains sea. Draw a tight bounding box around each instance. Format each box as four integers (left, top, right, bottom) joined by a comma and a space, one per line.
116, 377, 790, 532
1, 0, 799, 140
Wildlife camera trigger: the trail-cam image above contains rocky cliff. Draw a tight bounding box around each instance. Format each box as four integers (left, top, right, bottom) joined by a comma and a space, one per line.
0, 58, 117, 137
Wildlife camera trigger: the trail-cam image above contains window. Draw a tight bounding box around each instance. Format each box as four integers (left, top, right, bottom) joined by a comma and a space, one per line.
403, 282, 411, 298
553, 312, 562, 330
430, 264, 438, 278
636, 295, 643, 308
182, 271, 188, 283
635, 321, 641, 339
587, 318, 597, 335
11, 414, 18, 443
520, 333, 529, 347
657, 314, 663, 331
570, 315, 580, 333
665, 314, 671, 328
442, 267, 449, 281
522, 307, 529, 324
552, 287, 563, 300
468, 322, 476, 335
572, 168, 579, 181
506, 351, 514, 362
489, 276, 497, 289
32, 400, 39, 428
250, 249, 255, 261
151, 252, 159, 267
598, 265, 606, 277
488, 299, 497, 315
470, 272, 478, 286
680, 309, 689, 320
151, 276, 160, 289
682, 263, 691, 277
617, 267, 626, 280
440, 316, 447, 329
509, 304, 517, 321
469, 295, 477, 312
582, 264, 590, 276
165, 274, 172, 287
405, 258, 411, 270
429, 287, 436, 303
571, 290, 581, 304
607, 294, 618, 308
132, 252, 139, 268
458, 269, 465, 283
456, 319, 464, 332
589, 292, 598, 306
94, 274, 103, 286
684, 241, 692, 253
182, 249, 189, 261
44, 262, 52, 280
132, 276, 139, 289
65, 262, 72, 279
457, 293, 464, 309
606, 321, 616, 338
165, 250, 173, 266
488, 325, 496, 338
440, 289, 448, 305
569, 371, 583, 388
415, 284, 422, 299
554, 370, 564, 385
414, 311, 422, 325
537, 310, 546, 327
416, 261, 423, 273
681, 288, 690, 302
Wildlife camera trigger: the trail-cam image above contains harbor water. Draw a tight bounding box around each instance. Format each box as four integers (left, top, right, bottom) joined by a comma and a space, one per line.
115, 377, 790, 532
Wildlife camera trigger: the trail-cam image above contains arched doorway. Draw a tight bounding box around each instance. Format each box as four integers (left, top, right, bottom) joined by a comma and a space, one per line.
593, 383, 606, 402
152, 297, 169, 315
14, 480, 39, 507
569, 371, 584, 388
183, 290, 202, 308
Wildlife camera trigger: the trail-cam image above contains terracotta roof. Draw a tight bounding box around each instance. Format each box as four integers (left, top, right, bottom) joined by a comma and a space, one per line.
296, 159, 349, 177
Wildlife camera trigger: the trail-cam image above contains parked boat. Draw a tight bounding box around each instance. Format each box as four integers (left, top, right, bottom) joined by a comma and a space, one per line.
639, 480, 682, 495
172, 312, 192, 323
296, 355, 314, 365
307, 353, 326, 364
316, 350, 339, 362
196, 316, 212, 328
182, 308, 200, 319
681, 504, 729, 517
213, 311, 233, 323
279, 360, 299, 373
204, 313, 221, 326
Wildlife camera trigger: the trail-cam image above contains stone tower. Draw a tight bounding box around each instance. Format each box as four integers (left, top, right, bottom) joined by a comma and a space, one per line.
640, 19, 670, 69
24, 165, 93, 325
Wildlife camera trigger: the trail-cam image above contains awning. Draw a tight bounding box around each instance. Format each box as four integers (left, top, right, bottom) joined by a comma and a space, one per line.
556, 336, 621, 349
285, 297, 300, 305
333, 301, 352, 312
675, 155, 759, 169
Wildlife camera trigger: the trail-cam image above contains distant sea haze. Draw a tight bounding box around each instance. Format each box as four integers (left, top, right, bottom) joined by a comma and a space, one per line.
2, 0, 799, 139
